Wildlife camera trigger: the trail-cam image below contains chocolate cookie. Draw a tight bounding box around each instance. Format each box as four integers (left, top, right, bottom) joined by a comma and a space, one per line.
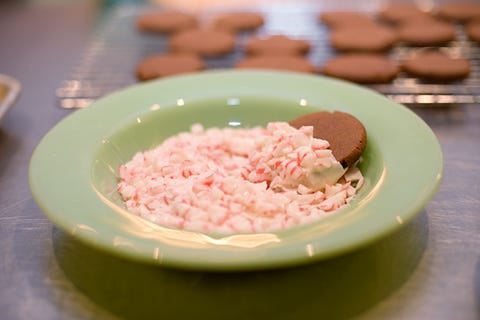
212, 12, 264, 32
330, 25, 397, 52
245, 35, 311, 56
289, 111, 367, 168
136, 12, 198, 33
319, 12, 378, 29
378, 4, 431, 24
235, 55, 316, 73
136, 53, 205, 81
321, 54, 399, 84
401, 51, 470, 81
397, 20, 456, 46
437, 2, 480, 22
467, 20, 480, 43
169, 28, 236, 56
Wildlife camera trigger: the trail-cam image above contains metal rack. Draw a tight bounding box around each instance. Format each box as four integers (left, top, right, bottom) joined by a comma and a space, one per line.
56, 4, 480, 109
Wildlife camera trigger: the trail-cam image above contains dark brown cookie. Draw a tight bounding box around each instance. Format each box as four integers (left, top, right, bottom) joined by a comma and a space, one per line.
319, 12, 378, 29
397, 20, 456, 46
245, 35, 311, 56
169, 28, 236, 56
330, 25, 397, 52
136, 53, 205, 81
321, 54, 399, 84
437, 2, 480, 22
378, 4, 431, 24
212, 12, 264, 32
136, 12, 198, 33
401, 51, 470, 81
289, 111, 367, 168
467, 20, 480, 42
235, 55, 316, 73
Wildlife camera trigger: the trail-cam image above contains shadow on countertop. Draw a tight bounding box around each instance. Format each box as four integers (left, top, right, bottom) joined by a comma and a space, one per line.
52, 211, 429, 320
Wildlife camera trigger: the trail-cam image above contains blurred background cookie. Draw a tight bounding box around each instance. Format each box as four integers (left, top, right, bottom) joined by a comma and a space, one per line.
136, 53, 205, 81
401, 51, 470, 81
321, 54, 399, 84
235, 55, 316, 73
436, 2, 480, 22
397, 20, 456, 46
212, 12, 264, 32
466, 20, 480, 43
136, 12, 198, 33
169, 28, 236, 56
245, 35, 310, 56
329, 25, 397, 52
378, 4, 432, 25
319, 12, 378, 29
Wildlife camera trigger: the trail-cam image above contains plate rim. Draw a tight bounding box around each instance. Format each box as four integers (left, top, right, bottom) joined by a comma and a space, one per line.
29, 69, 443, 271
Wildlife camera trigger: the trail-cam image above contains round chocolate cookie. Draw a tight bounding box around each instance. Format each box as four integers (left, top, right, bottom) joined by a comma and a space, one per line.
169, 28, 236, 56
319, 12, 378, 29
212, 12, 264, 32
401, 51, 470, 81
437, 2, 480, 22
235, 55, 316, 73
289, 111, 367, 168
245, 35, 311, 56
136, 12, 198, 33
397, 20, 456, 46
136, 53, 205, 81
321, 54, 399, 84
378, 4, 431, 24
330, 25, 398, 52
467, 20, 480, 43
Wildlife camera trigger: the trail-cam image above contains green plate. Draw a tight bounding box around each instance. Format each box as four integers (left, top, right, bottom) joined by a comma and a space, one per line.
29, 70, 443, 271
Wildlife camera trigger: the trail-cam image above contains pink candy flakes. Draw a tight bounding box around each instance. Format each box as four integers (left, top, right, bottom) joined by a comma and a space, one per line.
117, 122, 363, 234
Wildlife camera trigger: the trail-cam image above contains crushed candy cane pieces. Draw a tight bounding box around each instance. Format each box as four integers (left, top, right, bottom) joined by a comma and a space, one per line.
117, 122, 364, 234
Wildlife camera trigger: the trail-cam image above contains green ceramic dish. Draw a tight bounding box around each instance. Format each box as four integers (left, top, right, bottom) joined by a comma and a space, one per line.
29, 70, 443, 271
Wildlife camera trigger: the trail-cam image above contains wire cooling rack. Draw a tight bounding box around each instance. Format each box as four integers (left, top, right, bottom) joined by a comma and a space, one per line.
56, 3, 480, 108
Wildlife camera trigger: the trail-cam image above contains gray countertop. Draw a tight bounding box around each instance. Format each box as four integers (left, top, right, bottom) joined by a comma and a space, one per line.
0, 2, 479, 320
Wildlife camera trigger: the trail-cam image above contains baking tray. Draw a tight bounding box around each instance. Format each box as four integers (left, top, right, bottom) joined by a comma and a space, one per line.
56, 3, 480, 109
